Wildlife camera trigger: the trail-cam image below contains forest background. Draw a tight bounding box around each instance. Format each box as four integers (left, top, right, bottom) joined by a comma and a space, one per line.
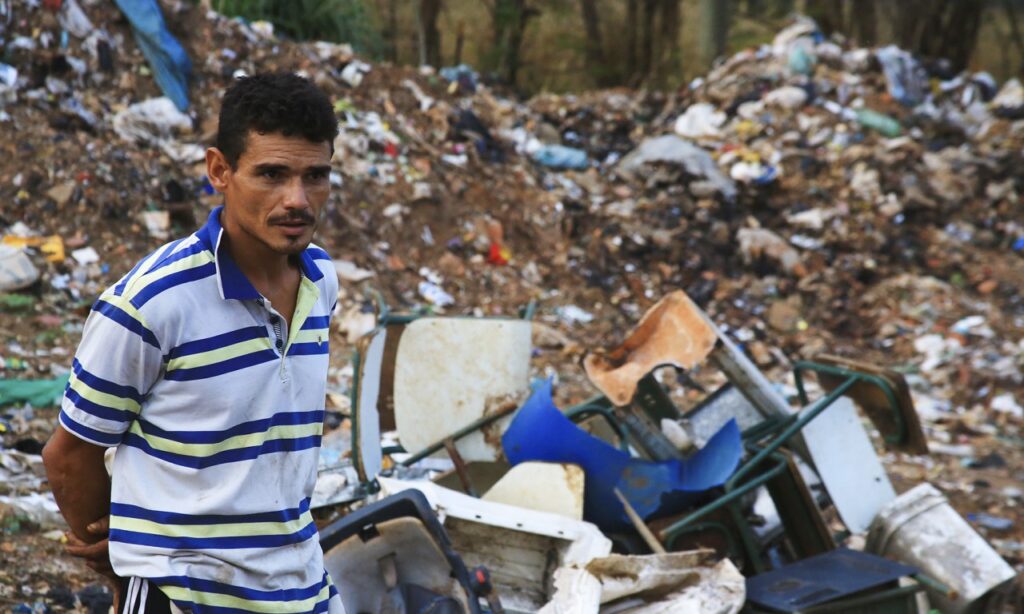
206, 0, 1024, 94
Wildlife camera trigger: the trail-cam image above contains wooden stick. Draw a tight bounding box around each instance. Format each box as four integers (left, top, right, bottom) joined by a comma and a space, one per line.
614, 487, 667, 554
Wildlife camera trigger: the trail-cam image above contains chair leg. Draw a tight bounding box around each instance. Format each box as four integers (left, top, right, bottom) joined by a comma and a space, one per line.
444, 438, 479, 497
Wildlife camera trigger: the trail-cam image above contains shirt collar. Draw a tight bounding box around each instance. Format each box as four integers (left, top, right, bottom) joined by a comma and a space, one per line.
198, 206, 325, 301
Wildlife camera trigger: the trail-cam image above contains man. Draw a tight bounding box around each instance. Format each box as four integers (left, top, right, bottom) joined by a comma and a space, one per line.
43, 73, 345, 614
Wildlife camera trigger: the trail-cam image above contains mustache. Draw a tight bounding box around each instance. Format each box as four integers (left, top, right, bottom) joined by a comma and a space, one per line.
269, 211, 317, 225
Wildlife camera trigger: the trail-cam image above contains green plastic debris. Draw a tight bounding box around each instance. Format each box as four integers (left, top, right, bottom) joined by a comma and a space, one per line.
0, 374, 69, 408
856, 109, 902, 137
0, 293, 35, 312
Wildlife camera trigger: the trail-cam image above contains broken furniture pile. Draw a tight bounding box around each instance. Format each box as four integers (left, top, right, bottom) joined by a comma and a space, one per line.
315, 290, 1017, 613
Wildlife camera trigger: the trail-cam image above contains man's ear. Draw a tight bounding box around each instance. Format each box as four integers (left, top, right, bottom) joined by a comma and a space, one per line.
206, 147, 232, 193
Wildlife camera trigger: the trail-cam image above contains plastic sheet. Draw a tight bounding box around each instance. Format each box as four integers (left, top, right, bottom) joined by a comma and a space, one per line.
502, 379, 742, 530
113, 0, 192, 111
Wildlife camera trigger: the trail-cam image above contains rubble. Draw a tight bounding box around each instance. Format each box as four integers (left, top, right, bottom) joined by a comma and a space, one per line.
3, 1, 1024, 610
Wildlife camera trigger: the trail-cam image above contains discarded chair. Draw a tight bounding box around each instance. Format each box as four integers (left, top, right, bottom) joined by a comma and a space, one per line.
575, 291, 930, 574
320, 489, 485, 614
351, 311, 645, 500
346, 290, 932, 581
377, 478, 613, 613
350, 314, 533, 497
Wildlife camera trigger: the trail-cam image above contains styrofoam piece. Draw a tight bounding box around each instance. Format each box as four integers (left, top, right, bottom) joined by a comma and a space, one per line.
482, 462, 584, 520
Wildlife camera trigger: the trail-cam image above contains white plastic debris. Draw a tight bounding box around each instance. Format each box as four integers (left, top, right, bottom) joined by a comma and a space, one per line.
57, 0, 94, 39
556, 305, 595, 326
340, 61, 372, 88
951, 315, 994, 338
0, 244, 40, 291
991, 393, 1023, 418
160, 141, 207, 163
673, 103, 726, 140
335, 305, 377, 343
914, 334, 962, 373
112, 97, 192, 145
617, 135, 737, 200
418, 281, 454, 307
737, 228, 804, 275
71, 246, 100, 265
0, 63, 17, 88
764, 85, 809, 109
992, 78, 1023, 111
585, 551, 745, 613
140, 210, 171, 240
333, 259, 375, 283
0, 493, 65, 529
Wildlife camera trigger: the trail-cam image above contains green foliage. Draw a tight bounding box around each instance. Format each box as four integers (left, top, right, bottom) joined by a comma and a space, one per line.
212, 0, 382, 55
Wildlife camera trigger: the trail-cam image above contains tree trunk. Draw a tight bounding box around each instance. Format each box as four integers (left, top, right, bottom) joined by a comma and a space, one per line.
850, 0, 876, 47
632, 0, 658, 85
383, 0, 398, 62
453, 19, 466, 66
894, 0, 930, 52
492, 0, 516, 80
772, 0, 794, 18
938, 0, 983, 71
804, 0, 843, 35
418, 0, 443, 68
579, 0, 606, 85
658, 0, 682, 87
698, 0, 729, 68
625, 0, 639, 78
893, 0, 983, 72
492, 0, 537, 85
1003, 0, 1024, 62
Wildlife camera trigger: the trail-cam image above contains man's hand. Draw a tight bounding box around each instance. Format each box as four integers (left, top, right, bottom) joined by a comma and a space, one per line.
65, 515, 117, 582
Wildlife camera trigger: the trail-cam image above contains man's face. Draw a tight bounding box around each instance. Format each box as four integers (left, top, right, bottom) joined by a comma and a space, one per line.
207, 131, 332, 256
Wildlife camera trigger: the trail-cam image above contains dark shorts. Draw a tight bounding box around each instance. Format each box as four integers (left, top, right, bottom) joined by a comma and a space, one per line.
118, 577, 174, 614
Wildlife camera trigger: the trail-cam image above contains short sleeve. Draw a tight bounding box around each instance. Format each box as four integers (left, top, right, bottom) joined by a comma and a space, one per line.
59, 293, 163, 447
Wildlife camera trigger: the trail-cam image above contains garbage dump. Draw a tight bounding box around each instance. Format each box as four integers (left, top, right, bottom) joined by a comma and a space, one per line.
2, 0, 1024, 611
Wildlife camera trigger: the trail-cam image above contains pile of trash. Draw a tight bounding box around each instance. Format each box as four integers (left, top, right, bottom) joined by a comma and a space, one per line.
311, 290, 1019, 613
2, 0, 1024, 611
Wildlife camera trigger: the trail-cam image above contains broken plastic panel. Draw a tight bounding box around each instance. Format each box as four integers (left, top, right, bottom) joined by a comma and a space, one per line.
481, 462, 585, 520
583, 290, 718, 407
502, 379, 742, 530
800, 396, 896, 535
320, 489, 481, 614
353, 326, 387, 483
393, 318, 532, 463
378, 477, 612, 613
745, 548, 918, 612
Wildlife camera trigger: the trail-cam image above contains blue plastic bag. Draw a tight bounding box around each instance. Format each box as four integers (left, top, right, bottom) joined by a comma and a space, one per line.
114, 0, 192, 111
531, 145, 589, 171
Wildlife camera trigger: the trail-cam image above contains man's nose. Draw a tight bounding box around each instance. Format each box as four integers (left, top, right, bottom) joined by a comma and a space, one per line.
283, 177, 310, 209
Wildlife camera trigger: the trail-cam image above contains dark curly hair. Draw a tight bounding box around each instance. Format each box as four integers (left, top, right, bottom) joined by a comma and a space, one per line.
216, 73, 338, 168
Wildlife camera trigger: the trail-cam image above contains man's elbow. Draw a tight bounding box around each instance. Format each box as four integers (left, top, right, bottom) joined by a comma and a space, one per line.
42, 426, 90, 485
42, 432, 66, 482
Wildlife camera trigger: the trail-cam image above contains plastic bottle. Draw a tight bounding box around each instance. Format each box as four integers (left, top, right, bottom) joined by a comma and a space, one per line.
856, 109, 902, 137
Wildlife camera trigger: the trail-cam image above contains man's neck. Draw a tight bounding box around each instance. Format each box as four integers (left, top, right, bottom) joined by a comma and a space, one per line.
221, 219, 296, 291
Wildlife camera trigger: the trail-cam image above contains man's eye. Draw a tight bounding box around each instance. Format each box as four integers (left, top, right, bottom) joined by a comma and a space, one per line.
261, 170, 280, 180
307, 171, 328, 181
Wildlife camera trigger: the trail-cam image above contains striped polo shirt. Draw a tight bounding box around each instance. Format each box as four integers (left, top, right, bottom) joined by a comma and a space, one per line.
59, 206, 344, 614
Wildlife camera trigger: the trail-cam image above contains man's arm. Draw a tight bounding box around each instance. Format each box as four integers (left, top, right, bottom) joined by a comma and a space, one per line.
42, 425, 111, 543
